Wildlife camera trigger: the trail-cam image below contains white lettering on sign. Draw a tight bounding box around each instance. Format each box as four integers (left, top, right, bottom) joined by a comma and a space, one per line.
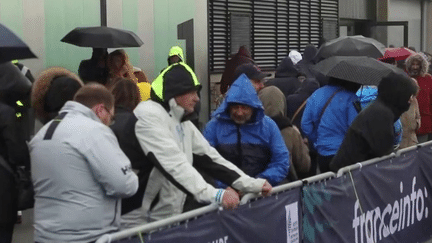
207, 235, 228, 243
352, 177, 429, 243
285, 201, 300, 243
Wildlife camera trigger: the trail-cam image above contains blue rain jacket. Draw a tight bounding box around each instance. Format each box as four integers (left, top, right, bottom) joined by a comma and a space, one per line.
204, 74, 290, 186
356, 86, 402, 145
301, 85, 360, 156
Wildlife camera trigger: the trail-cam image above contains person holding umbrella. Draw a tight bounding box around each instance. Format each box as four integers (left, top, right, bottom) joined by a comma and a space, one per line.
61, 26, 144, 85
303, 56, 403, 173
301, 77, 361, 173
330, 72, 418, 172
78, 48, 108, 84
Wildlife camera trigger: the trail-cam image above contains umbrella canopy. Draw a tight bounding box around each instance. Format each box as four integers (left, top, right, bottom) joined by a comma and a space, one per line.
315, 35, 386, 60
0, 24, 37, 64
61, 26, 143, 48
313, 56, 407, 86
381, 47, 416, 61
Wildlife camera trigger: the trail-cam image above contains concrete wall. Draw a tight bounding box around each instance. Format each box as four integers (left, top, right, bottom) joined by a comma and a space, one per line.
339, 0, 375, 20
388, 0, 422, 50
426, 1, 432, 54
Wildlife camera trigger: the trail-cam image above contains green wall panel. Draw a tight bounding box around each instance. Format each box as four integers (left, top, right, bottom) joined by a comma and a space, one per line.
122, 0, 140, 69
0, 0, 24, 39
44, 0, 100, 73
153, 0, 195, 75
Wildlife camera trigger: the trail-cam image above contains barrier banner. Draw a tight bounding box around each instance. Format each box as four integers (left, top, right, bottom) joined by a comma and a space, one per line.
303, 147, 432, 243
115, 187, 302, 243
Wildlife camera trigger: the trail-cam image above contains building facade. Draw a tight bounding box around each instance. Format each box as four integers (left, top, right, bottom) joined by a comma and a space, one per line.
1, 0, 431, 125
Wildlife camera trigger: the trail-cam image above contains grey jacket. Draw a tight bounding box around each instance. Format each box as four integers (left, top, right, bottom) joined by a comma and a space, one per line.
30, 101, 138, 243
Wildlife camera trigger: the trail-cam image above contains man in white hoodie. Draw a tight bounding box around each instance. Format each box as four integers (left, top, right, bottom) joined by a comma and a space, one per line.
122, 62, 272, 226
30, 83, 138, 243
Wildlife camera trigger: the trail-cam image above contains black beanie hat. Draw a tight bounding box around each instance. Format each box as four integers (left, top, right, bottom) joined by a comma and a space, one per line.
44, 76, 82, 112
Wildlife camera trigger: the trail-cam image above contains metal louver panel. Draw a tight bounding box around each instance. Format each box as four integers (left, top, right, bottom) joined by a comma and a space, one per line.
209, 0, 339, 73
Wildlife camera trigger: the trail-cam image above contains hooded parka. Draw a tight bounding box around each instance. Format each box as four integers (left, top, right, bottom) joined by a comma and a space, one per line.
204, 74, 290, 186
330, 72, 418, 172
265, 57, 301, 98
405, 54, 432, 135
259, 86, 310, 181
219, 46, 255, 94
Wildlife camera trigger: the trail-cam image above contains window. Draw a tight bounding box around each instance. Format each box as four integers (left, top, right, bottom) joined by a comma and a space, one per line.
208, 0, 339, 72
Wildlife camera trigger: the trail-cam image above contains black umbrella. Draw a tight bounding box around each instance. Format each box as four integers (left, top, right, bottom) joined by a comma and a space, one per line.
0, 24, 37, 64
61, 26, 143, 48
315, 35, 386, 60
313, 56, 408, 85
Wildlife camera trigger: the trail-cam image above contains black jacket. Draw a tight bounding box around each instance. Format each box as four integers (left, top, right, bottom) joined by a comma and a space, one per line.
110, 106, 153, 214
330, 72, 417, 172
265, 57, 301, 97
0, 102, 30, 225
297, 45, 317, 78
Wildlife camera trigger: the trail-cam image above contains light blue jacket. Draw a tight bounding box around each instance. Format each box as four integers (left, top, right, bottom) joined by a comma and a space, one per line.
356, 86, 402, 145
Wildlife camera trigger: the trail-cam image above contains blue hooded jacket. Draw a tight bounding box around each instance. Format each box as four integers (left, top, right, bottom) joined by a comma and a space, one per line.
301, 84, 360, 156
204, 74, 290, 186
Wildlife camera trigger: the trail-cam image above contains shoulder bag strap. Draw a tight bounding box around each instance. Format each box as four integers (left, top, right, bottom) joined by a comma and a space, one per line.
318, 87, 344, 122
43, 112, 68, 140
291, 99, 309, 122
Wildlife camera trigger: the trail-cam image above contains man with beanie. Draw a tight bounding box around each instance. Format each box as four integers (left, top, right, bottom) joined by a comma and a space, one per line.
330, 72, 418, 172
126, 62, 272, 226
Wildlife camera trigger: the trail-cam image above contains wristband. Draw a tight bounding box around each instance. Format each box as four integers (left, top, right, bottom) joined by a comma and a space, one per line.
215, 189, 225, 204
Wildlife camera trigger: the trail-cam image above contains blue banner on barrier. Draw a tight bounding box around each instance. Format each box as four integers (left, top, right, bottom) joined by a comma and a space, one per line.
114, 187, 302, 243
303, 147, 432, 243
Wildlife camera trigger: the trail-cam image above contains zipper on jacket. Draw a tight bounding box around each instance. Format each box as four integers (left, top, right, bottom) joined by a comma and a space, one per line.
110, 200, 119, 225
236, 125, 243, 165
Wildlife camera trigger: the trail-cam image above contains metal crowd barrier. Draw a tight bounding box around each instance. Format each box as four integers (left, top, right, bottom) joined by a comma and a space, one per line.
97, 179, 305, 243
336, 140, 432, 177
97, 141, 432, 243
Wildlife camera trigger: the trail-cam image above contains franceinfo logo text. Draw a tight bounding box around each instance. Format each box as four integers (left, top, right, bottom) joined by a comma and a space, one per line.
352, 177, 429, 243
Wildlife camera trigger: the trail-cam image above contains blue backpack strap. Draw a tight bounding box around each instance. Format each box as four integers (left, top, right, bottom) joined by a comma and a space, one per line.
43, 112, 68, 140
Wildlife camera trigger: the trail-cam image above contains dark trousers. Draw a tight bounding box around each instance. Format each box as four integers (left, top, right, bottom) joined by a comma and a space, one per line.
317, 154, 334, 173
0, 224, 14, 243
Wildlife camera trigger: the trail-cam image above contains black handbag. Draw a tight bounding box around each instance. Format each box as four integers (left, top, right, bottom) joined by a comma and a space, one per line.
0, 155, 34, 210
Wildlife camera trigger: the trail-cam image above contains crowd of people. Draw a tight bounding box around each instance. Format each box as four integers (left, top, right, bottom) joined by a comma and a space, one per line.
1, 40, 432, 243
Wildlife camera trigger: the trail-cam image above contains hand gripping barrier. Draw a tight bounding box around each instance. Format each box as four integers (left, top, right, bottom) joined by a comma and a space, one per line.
97, 141, 432, 243
96, 204, 219, 243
